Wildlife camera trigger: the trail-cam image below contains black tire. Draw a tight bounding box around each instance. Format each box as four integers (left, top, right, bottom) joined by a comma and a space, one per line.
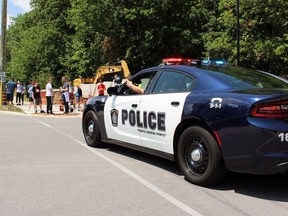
83, 110, 104, 147
177, 126, 226, 186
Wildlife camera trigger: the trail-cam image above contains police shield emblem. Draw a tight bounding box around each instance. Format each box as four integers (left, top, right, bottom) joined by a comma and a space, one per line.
110, 109, 119, 127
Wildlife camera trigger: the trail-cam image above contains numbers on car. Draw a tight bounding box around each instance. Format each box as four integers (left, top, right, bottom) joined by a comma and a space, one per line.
278, 133, 288, 142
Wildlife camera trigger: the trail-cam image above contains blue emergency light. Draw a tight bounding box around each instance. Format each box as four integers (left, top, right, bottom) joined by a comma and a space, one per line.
201, 59, 226, 66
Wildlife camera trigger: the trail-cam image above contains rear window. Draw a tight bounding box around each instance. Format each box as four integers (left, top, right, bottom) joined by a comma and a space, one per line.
202, 66, 288, 89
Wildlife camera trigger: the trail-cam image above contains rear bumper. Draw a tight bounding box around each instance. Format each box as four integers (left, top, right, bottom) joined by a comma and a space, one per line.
224, 153, 288, 175
264, 161, 288, 175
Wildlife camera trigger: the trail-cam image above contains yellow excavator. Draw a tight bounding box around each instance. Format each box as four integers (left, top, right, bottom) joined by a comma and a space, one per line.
73, 60, 131, 98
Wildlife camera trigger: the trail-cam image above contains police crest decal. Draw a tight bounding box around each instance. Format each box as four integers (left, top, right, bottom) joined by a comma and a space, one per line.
110, 109, 119, 127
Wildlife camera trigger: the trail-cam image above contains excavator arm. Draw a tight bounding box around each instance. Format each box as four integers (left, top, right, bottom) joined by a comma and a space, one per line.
92, 60, 131, 84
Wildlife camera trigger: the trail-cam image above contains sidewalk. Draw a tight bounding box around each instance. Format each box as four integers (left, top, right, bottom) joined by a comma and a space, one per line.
18, 102, 83, 117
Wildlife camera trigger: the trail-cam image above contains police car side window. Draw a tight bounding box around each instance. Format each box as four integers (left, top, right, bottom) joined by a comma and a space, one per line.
122, 72, 156, 95
180, 76, 193, 92
153, 71, 189, 94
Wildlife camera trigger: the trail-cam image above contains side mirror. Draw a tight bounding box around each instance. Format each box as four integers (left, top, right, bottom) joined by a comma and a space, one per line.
107, 87, 118, 96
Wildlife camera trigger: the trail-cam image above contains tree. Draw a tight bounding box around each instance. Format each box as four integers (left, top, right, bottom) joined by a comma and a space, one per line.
240, 0, 288, 74
7, 0, 72, 87
6, 12, 41, 85
6, 0, 287, 84
202, 0, 288, 74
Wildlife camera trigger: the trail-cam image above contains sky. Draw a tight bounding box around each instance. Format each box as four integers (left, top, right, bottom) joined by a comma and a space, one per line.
0, 0, 31, 27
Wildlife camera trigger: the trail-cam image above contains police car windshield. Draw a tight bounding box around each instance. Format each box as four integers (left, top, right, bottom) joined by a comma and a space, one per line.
201, 66, 288, 89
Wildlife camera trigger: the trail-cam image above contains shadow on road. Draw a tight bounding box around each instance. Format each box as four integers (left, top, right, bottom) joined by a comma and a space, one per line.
104, 144, 288, 202
104, 144, 182, 175
212, 172, 288, 202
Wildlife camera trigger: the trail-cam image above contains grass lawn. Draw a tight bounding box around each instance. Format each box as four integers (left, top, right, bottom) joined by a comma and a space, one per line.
0, 104, 24, 113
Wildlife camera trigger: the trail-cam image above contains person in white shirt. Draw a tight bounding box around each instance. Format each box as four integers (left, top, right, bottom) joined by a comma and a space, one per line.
20, 84, 26, 105
45, 78, 54, 114
60, 76, 70, 115
16, 81, 22, 105
27, 81, 34, 111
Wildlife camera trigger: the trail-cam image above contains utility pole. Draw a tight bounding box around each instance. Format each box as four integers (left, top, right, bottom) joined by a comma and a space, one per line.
1, 0, 7, 73
236, 0, 240, 67
1, 0, 7, 105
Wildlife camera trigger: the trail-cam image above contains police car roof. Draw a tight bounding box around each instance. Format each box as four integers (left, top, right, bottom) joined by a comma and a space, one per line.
138, 64, 227, 79
136, 64, 273, 92
136, 65, 232, 90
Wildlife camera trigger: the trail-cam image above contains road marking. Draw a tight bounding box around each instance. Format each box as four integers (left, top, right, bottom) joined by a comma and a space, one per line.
38, 121, 53, 128
31, 117, 203, 216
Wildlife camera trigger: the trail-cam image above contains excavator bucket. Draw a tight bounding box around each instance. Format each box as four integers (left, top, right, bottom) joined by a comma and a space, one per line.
119, 60, 131, 78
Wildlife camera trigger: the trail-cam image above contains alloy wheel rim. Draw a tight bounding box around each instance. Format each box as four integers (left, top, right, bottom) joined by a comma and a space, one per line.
185, 136, 209, 175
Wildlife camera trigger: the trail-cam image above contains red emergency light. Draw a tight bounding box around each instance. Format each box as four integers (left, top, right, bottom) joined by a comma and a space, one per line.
162, 57, 201, 66
162, 58, 192, 63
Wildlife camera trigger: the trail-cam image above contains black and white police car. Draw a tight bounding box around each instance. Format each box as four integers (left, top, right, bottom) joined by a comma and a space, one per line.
82, 61, 288, 186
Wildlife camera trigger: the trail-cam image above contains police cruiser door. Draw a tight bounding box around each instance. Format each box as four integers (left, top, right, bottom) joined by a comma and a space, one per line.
140, 70, 193, 154
103, 70, 157, 146
104, 94, 143, 146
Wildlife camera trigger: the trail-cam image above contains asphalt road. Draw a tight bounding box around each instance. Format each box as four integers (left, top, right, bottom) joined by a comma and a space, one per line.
1, 111, 288, 216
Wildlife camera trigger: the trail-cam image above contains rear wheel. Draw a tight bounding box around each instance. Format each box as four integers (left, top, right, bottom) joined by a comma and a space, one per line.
83, 110, 103, 147
177, 126, 226, 186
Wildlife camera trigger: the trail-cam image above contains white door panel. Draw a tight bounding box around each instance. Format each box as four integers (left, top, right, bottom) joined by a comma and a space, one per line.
139, 92, 189, 154
104, 95, 143, 146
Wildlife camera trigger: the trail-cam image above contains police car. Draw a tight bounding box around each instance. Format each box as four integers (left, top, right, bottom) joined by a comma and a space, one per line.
82, 62, 288, 186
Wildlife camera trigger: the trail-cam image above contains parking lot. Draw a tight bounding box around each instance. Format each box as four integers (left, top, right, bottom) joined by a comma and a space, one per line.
1, 111, 288, 216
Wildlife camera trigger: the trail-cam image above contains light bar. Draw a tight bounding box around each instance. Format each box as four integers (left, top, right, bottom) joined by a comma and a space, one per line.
162, 58, 192, 62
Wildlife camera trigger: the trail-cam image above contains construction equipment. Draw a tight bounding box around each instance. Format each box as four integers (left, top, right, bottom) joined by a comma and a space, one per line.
73, 60, 131, 98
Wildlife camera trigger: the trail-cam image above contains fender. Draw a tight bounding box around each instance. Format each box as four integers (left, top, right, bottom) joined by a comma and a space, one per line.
82, 96, 108, 135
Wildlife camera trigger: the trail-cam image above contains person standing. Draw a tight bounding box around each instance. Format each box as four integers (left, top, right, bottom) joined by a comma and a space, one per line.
60, 76, 70, 115
26, 81, 33, 98
20, 83, 25, 105
32, 81, 45, 113
6, 78, 16, 109
15, 81, 22, 105
68, 82, 75, 112
97, 79, 106, 96
75, 85, 82, 110
28, 81, 34, 112
45, 78, 54, 114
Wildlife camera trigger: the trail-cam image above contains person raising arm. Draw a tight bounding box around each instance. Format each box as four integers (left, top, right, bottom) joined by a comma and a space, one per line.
126, 80, 144, 94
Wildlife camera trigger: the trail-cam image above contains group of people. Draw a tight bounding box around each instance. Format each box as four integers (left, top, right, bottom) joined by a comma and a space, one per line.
5, 76, 83, 115
5, 79, 26, 107
60, 76, 83, 114
6, 78, 49, 113
6, 78, 28, 108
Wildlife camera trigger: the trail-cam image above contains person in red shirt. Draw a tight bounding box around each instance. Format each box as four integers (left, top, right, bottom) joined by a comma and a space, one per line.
97, 79, 106, 96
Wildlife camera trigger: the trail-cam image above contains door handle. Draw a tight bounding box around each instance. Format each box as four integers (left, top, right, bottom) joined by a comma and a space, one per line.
171, 101, 180, 106
132, 104, 138, 108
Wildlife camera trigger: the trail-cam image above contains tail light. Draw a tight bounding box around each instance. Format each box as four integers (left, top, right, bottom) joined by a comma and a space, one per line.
250, 101, 288, 118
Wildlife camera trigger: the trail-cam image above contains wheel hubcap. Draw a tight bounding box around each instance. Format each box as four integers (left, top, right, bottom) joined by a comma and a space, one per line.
185, 137, 208, 175
191, 148, 202, 162
88, 123, 94, 133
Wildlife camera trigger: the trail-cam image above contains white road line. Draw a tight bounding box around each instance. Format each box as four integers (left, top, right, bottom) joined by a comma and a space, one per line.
38, 121, 53, 128
32, 117, 203, 216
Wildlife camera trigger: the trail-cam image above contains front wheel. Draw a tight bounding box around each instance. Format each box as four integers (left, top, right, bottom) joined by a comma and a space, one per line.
177, 126, 226, 186
83, 110, 104, 147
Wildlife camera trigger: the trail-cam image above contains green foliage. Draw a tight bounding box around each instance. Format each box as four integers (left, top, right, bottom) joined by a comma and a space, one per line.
202, 0, 288, 74
6, 0, 288, 85
7, 0, 72, 87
